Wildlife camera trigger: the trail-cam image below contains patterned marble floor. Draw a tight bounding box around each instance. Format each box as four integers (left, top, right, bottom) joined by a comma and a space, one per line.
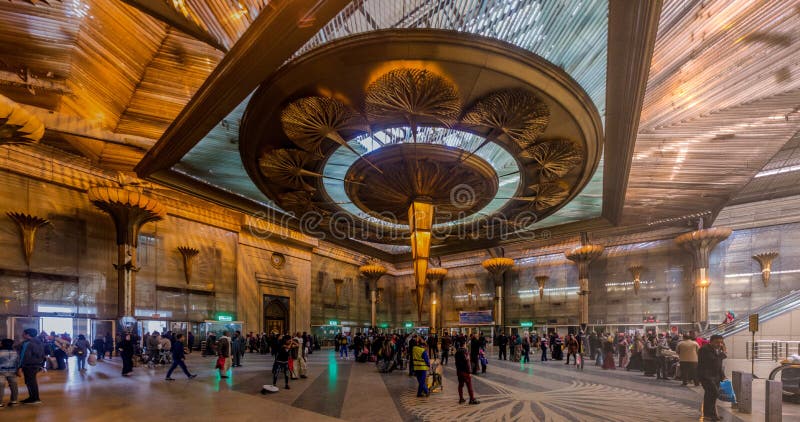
5, 348, 746, 421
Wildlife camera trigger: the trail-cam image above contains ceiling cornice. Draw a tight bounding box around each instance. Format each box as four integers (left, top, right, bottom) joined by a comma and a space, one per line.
601, 0, 663, 225
135, 0, 352, 178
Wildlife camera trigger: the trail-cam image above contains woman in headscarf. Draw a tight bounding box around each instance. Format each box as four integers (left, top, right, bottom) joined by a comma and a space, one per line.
602, 335, 616, 370
617, 333, 629, 369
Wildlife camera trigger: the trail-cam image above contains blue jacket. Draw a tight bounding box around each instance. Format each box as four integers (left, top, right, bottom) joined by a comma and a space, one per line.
171, 340, 185, 360
19, 337, 45, 368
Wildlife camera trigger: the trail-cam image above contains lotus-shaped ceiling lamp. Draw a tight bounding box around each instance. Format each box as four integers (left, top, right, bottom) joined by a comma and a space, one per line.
524, 139, 583, 181
0, 94, 44, 146
281, 96, 380, 172
365, 68, 460, 141
462, 89, 549, 155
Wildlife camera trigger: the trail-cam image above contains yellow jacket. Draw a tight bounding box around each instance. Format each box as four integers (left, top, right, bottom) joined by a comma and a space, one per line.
412, 345, 429, 371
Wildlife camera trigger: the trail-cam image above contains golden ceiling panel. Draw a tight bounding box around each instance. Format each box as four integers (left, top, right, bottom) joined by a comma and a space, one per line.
114, 29, 223, 139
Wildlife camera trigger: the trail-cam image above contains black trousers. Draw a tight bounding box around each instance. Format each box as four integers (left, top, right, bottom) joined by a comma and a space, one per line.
471, 354, 479, 374
681, 361, 697, 385
442, 350, 449, 365
272, 361, 289, 386
22, 366, 39, 400
701, 378, 720, 418
122, 354, 133, 375
499, 346, 507, 360
166, 359, 191, 378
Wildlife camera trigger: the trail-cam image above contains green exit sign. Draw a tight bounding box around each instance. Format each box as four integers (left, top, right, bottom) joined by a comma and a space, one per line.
404, 322, 413, 328
520, 321, 533, 327
328, 320, 339, 326
217, 315, 233, 322
379, 323, 389, 328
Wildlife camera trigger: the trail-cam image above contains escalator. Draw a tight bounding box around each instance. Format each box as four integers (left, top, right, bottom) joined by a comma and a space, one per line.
699, 289, 800, 339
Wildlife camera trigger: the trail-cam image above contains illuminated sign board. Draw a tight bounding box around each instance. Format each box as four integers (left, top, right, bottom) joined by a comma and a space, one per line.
328, 320, 339, 326
217, 315, 233, 322
404, 322, 413, 328
520, 321, 533, 327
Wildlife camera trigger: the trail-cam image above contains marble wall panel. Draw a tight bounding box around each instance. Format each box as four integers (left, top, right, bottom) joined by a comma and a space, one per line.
237, 231, 312, 335
310, 254, 370, 328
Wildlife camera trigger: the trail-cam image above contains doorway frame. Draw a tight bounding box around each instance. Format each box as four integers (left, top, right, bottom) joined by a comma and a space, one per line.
256, 273, 297, 335
264, 296, 289, 335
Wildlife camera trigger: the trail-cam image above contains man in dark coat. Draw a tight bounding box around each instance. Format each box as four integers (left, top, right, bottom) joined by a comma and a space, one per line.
497, 332, 508, 360
165, 333, 196, 380
18, 328, 45, 404
469, 334, 481, 374
697, 334, 727, 421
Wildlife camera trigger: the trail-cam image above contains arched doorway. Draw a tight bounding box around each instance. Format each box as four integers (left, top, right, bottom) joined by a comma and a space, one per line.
264, 295, 289, 335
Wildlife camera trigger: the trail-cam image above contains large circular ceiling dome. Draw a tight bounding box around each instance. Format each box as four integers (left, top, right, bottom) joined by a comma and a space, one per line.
239, 29, 603, 246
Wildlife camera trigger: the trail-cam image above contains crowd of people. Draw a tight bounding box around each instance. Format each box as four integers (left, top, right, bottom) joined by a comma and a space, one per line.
0, 325, 729, 419
329, 328, 728, 419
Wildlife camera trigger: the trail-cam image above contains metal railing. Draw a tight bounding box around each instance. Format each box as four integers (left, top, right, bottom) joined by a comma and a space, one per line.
746, 340, 800, 362
701, 289, 800, 339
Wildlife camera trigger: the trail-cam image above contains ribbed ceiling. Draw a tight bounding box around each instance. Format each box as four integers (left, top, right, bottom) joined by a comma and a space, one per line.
0, 0, 267, 152
297, 0, 608, 115
624, 0, 800, 223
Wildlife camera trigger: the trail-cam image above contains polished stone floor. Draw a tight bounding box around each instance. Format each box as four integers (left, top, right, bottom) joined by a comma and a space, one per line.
1, 348, 768, 421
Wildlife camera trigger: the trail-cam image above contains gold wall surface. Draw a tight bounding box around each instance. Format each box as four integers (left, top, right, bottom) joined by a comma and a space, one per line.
0, 144, 320, 337
2, 143, 800, 334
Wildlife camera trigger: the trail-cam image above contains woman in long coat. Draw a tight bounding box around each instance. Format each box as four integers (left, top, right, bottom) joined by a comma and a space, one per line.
602, 336, 616, 370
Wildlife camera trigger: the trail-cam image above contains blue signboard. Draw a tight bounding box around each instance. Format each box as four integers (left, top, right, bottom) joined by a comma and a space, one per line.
459, 310, 493, 325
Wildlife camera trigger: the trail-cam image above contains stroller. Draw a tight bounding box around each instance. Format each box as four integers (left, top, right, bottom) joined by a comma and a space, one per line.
426, 359, 443, 393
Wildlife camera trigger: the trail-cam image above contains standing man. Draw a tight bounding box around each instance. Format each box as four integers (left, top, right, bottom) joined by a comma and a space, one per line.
293, 332, 307, 379
231, 331, 245, 367
104, 332, 114, 359
677, 334, 699, 386
165, 334, 197, 380
92, 335, 105, 362
454, 344, 479, 405
497, 332, 508, 361
697, 334, 727, 421
469, 334, 480, 374
272, 339, 292, 390
427, 334, 438, 360
187, 331, 195, 354
440, 333, 452, 366
217, 331, 232, 378
18, 328, 44, 404
411, 342, 430, 398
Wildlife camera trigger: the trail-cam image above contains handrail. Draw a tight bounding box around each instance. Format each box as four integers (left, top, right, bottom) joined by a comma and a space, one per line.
700, 289, 800, 339
746, 340, 800, 362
